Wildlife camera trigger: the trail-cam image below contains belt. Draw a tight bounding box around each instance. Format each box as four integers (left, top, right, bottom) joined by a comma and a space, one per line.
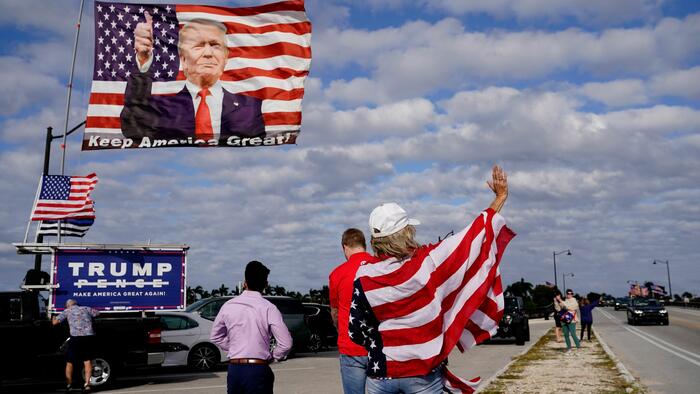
229, 358, 269, 365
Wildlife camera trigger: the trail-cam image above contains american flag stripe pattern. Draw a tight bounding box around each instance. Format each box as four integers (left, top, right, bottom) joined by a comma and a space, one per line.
350, 209, 515, 393
30, 174, 99, 221
84, 1, 311, 144
38, 219, 95, 237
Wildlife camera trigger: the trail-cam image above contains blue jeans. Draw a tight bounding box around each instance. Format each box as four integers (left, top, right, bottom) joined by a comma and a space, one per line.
340, 355, 368, 394
366, 369, 443, 394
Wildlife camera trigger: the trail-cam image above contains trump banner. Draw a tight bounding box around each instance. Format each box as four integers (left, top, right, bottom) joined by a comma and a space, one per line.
83, 1, 311, 150
51, 248, 186, 311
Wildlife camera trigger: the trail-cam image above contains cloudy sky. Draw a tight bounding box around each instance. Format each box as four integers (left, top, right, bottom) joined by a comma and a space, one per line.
1, 0, 699, 298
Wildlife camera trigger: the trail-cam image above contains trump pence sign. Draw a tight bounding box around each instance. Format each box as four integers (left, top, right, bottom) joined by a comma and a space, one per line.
51, 249, 186, 311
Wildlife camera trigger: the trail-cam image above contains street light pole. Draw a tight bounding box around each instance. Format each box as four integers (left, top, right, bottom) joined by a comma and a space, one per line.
653, 260, 672, 298
563, 272, 574, 291
553, 249, 572, 289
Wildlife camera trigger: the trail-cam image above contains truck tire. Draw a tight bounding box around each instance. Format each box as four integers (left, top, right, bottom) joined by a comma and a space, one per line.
188, 343, 220, 371
86, 357, 115, 388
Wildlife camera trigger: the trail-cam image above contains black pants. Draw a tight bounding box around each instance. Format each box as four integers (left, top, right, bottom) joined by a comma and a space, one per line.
227, 364, 274, 394
580, 322, 592, 340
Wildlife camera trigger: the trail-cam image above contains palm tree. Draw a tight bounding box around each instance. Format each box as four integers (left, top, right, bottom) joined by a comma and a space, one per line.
193, 285, 205, 300
217, 284, 230, 296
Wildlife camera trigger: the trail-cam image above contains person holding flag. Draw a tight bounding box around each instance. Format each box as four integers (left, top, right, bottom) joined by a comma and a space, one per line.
349, 165, 514, 393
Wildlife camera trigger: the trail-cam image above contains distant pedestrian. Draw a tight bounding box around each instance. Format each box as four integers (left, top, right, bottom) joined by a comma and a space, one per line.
52, 299, 99, 392
211, 261, 292, 394
579, 298, 599, 341
329, 228, 373, 393
683, 296, 690, 307
554, 289, 581, 352
552, 289, 563, 343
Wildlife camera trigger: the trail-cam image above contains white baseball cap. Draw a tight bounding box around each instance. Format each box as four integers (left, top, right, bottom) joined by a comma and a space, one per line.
369, 202, 420, 238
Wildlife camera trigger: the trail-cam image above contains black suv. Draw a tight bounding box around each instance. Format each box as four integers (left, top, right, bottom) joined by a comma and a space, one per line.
302, 303, 337, 352
627, 298, 669, 325
494, 296, 530, 345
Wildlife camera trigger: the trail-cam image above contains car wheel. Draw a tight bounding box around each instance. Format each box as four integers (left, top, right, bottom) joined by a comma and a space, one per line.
188, 343, 220, 371
662, 320, 669, 326
86, 357, 114, 388
307, 333, 322, 353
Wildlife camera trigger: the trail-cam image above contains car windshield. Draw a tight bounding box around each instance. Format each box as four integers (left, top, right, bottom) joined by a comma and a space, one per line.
634, 299, 659, 307
185, 298, 209, 312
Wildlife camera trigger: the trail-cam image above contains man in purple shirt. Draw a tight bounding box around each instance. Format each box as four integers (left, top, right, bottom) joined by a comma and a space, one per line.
211, 261, 292, 394
52, 299, 99, 392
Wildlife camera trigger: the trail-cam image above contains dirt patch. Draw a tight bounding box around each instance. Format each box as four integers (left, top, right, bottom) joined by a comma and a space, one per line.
480, 329, 645, 394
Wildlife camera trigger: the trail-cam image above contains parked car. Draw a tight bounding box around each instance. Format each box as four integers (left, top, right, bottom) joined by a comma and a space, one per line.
614, 297, 630, 310
494, 296, 530, 345
303, 303, 337, 352
0, 291, 181, 388
155, 311, 228, 371
627, 298, 669, 325
185, 295, 312, 352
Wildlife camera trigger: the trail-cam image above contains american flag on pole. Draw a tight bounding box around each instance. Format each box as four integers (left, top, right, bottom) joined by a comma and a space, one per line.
83, 1, 311, 150
349, 209, 515, 393
30, 174, 98, 221
38, 219, 95, 237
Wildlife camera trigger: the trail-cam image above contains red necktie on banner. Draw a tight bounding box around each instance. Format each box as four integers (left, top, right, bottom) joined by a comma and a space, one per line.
195, 88, 214, 140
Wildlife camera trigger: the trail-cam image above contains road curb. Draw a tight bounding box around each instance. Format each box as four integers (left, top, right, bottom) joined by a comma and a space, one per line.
475, 326, 550, 393
593, 326, 645, 391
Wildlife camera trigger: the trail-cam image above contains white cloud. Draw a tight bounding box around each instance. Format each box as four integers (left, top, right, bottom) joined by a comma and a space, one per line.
579, 79, 648, 107
650, 66, 700, 100
315, 13, 700, 105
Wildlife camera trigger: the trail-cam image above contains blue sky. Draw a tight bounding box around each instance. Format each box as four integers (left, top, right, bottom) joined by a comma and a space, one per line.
1, 0, 699, 298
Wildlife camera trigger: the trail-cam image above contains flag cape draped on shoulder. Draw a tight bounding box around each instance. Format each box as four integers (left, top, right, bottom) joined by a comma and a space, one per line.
349, 208, 515, 393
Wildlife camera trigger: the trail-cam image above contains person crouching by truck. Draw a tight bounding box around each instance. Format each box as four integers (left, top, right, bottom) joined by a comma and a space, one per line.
52, 299, 99, 392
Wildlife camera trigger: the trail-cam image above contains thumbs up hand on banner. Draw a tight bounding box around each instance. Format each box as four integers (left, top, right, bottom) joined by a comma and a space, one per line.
135, 11, 154, 66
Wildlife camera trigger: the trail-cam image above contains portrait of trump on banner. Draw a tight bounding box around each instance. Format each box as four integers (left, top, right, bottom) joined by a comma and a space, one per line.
121, 13, 265, 143
84, 1, 311, 150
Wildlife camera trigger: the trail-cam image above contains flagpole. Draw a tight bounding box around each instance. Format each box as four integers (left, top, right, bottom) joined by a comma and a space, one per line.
24, 177, 43, 244
58, 0, 86, 244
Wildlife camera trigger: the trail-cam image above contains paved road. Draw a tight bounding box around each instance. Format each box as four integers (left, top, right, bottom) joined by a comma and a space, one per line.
594, 306, 700, 394
6, 319, 552, 394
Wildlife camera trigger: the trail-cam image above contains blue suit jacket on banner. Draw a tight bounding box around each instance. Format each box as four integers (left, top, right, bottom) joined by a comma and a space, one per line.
120, 72, 265, 141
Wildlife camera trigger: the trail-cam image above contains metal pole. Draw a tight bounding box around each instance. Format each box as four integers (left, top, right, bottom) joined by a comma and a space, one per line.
666, 261, 672, 299
58, 0, 85, 244
562, 273, 566, 290
24, 177, 43, 243
553, 251, 558, 289
33, 127, 53, 270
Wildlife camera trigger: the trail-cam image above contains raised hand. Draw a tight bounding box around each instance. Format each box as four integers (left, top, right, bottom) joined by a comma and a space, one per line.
134, 11, 154, 65
487, 165, 508, 198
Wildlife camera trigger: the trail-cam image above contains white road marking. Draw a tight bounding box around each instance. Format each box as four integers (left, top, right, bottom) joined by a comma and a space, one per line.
598, 308, 700, 368
109, 385, 226, 393
108, 367, 316, 393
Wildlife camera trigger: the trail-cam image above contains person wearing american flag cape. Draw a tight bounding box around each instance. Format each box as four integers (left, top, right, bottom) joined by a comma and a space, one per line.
349, 166, 515, 394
